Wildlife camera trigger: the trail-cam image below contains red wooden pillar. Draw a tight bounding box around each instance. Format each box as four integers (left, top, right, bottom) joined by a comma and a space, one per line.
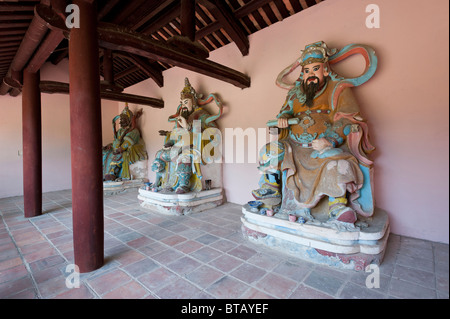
69, 0, 103, 273
22, 70, 42, 218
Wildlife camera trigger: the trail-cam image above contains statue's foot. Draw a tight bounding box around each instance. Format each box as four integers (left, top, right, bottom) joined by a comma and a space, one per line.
175, 186, 190, 194
330, 206, 357, 224
104, 174, 116, 181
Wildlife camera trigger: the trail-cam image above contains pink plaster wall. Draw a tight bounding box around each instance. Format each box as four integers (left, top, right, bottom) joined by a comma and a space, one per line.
126, 0, 449, 243
0, 0, 447, 243
0, 60, 119, 198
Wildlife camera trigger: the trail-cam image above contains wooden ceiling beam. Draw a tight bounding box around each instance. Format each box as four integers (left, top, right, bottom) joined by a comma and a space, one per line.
131, 0, 178, 32
97, 0, 122, 20
39, 81, 164, 108
96, 22, 250, 88
0, 35, 24, 43
116, 52, 164, 88
24, 29, 65, 73
114, 65, 139, 81
198, 0, 249, 56
180, 0, 196, 42
37, 6, 250, 89
139, 2, 180, 35
0, 3, 36, 12
0, 13, 34, 21
0, 28, 28, 36
0, 42, 21, 49
196, 0, 274, 39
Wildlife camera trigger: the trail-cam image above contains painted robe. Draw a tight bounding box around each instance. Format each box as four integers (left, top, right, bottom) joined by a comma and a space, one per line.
153, 107, 219, 192
276, 78, 372, 216
102, 127, 147, 180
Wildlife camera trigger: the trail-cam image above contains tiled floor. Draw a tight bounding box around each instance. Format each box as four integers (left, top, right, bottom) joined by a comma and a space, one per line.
0, 189, 448, 299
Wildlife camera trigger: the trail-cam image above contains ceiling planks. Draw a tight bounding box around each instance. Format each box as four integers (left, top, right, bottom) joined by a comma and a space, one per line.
0, 0, 322, 95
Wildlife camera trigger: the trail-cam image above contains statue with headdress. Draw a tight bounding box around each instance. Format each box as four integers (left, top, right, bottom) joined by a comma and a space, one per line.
252, 41, 378, 226
152, 78, 223, 194
102, 104, 148, 181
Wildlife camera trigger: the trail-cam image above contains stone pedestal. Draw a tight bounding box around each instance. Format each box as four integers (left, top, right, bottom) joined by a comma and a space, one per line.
138, 187, 223, 216
241, 205, 390, 271
103, 161, 148, 195
103, 178, 148, 196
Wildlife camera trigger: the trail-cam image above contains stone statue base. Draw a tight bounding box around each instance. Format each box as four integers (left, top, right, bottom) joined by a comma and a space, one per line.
103, 161, 149, 195
138, 188, 223, 216
241, 205, 390, 271
103, 178, 148, 196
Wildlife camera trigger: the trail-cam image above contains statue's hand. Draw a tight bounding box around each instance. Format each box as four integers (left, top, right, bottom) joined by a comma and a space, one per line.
312, 138, 332, 152
177, 116, 188, 129
113, 148, 123, 155
102, 144, 112, 151
277, 118, 289, 128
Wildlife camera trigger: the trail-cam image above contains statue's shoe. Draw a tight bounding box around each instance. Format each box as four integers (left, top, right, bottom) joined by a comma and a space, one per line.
330, 206, 357, 224
251, 188, 280, 200
175, 186, 190, 194
104, 174, 116, 181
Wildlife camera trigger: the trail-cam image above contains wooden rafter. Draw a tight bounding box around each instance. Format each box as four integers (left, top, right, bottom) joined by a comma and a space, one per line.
1, 0, 322, 94
40, 81, 164, 108
198, 0, 249, 56
37, 4, 250, 89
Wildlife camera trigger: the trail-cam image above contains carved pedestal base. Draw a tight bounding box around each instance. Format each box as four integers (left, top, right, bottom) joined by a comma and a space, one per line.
138, 188, 223, 216
241, 205, 390, 271
103, 178, 148, 196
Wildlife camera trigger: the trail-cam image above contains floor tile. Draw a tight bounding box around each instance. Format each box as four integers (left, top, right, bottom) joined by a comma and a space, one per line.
138, 267, 178, 291
166, 256, 202, 276
0, 190, 448, 300
392, 264, 435, 289
228, 244, 257, 261
185, 265, 224, 288
389, 278, 436, 299
289, 284, 334, 299
87, 269, 132, 296
255, 273, 297, 298
230, 263, 266, 284
155, 278, 203, 299
208, 254, 243, 273
122, 258, 159, 277
205, 276, 250, 299
339, 282, 386, 299
302, 269, 345, 297
102, 281, 148, 299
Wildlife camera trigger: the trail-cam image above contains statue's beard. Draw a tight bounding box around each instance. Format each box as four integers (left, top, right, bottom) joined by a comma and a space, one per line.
181, 108, 193, 119
303, 76, 323, 107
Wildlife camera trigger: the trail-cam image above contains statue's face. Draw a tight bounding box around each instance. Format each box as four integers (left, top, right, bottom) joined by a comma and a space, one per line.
180, 98, 193, 112
119, 114, 130, 127
303, 62, 328, 86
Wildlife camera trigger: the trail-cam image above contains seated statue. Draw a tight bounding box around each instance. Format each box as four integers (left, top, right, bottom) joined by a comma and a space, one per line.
253, 41, 377, 225
152, 78, 223, 194
102, 104, 148, 181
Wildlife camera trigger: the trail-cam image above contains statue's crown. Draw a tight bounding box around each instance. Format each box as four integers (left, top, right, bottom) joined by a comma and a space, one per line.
300, 41, 336, 66
121, 103, 133, 119
180, 77, 197, 100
